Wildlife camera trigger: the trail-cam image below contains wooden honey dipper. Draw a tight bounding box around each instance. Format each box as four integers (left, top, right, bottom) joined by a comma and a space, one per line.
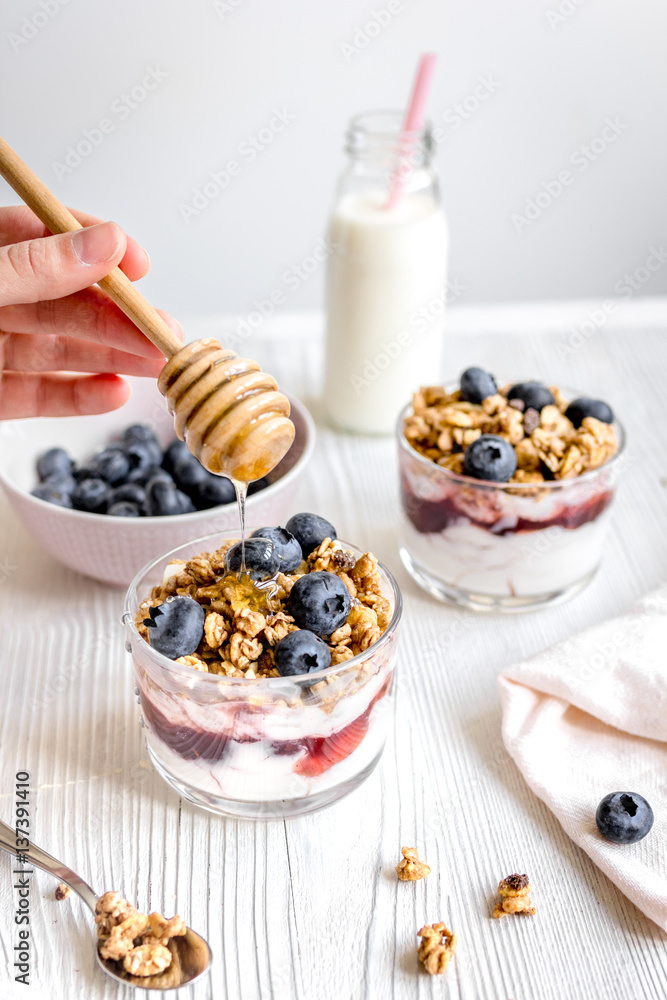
0, 137, 295, 482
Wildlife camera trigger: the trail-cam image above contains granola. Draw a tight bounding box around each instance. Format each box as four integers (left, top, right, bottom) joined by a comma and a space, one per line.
54, 882, 71, 901
417, 922, 458, 975
95, 891, 187, 978
492, 873, 537, 918
404, 382, 618, 482
396, 847, 431, 881
137, 536, 390, 679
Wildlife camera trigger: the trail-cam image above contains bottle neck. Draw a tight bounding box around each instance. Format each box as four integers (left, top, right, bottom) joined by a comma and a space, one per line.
340, 110, 438, 201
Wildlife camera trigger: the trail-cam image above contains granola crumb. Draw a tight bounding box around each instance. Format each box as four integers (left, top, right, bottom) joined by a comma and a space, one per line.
123, 942, 172, 977
417, 923, 458, 975
396, 847, 431, 881
492, 873, 537, 918
55, 883, 71, 901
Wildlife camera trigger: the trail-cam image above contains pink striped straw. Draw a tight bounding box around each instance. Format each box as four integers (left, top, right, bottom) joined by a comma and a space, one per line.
386, 53, 438, 210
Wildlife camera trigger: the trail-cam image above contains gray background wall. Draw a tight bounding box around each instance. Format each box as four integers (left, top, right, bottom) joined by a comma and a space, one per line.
1, 0, 665, 321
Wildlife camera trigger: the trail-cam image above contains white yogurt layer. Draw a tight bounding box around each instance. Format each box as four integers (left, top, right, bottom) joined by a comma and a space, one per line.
401, 509, 612, 597
145, 699, 390, 802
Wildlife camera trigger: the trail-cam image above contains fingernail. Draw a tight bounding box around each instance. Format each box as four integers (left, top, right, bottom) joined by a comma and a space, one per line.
71, 222, 124, 266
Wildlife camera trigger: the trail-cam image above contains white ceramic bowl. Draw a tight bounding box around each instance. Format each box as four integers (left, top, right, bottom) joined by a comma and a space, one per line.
0, 376, 315, 587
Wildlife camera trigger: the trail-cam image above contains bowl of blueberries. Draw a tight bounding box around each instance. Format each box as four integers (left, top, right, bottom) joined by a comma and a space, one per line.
0, 376, 315, 587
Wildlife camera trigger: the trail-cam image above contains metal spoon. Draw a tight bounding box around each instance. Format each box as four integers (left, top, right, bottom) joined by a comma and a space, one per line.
0, 818, 211, 991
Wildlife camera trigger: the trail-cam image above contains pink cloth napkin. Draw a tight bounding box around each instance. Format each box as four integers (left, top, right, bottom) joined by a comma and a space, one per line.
498, 588, 667, 931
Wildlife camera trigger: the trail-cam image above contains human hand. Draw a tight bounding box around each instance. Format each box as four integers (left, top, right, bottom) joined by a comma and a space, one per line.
0, 205, 181, 419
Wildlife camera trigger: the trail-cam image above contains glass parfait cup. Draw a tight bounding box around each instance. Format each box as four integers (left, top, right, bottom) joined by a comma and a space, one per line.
123, 531, 402, 820
397, 398, 626, 613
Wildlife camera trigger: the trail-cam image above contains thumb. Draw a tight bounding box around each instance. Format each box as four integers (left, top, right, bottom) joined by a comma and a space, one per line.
0, 221, 127, 306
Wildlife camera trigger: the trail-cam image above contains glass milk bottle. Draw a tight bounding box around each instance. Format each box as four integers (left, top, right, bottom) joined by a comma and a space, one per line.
324, 111, 448, 434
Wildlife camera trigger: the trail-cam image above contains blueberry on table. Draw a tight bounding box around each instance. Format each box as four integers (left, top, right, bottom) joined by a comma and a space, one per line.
37, 447, 73, 481
275, 630, 332, 676
463, 435, 517, 482
72, 478, 110, 513
251, 527, 302, 573
107, 501, 141, 517
108, 483, 146, 507
506, 381, 555, 412
225, 537, 280, 580
31, 484, 73, 508
565, 397, 614, 429
285, 513, 337, 556
143, 479, 193, 516
460, 367, 497, 404
288, 571, 351, 637
144, 596, 205, 660
192, 474, 236, 510
596, 792, 654, 844
89, 447, 131, 485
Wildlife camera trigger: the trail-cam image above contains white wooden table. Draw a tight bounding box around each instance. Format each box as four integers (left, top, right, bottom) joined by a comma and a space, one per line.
1, 302, 667, 1000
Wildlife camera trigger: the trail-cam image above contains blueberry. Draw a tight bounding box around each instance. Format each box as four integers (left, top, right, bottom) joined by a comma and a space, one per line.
463, 434, 517, 482
89, 447, 131, 485
162, 439, 191, 476
122, 423, 161, 450
72, 478, 110, 513
125, 439, 163, 474
73, 465, 100, 482
225, 537, 280, 580
248, 477, 270, 495
42, 473, 77, 494
143, 596, 205, 660
192, 474, 236, 510
506, 381, 555, 412
285, 513, 337, 556
127, 465, 174, 487
143, 479, 193, 516
565, 397, 614, 429
108, 483, 146, 507
30, 484, 73, 508
460, 367, 497, 404
251, 527, 302, 573
275, 630, 332, 676
595, 792, 654, 844
107, 501, 141, 517
37, 447, 73, 481
288, 571, 351, 637
172, 457, 208, 494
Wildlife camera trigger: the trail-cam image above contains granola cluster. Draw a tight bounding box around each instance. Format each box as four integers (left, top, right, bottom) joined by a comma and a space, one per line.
404, 384, 617, 483
395, 846, 431, 881
492, 873, 537, 918
136, 537, 392, 678
417, 923, 458, 975
95, 891, 186, 978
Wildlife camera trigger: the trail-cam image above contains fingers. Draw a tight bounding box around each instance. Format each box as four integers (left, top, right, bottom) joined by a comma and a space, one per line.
0, 331, 165, 377
0, 221, 131, 306
0, 372, 130, 419
0, 291, 183, 360
0, 205, 149, 281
